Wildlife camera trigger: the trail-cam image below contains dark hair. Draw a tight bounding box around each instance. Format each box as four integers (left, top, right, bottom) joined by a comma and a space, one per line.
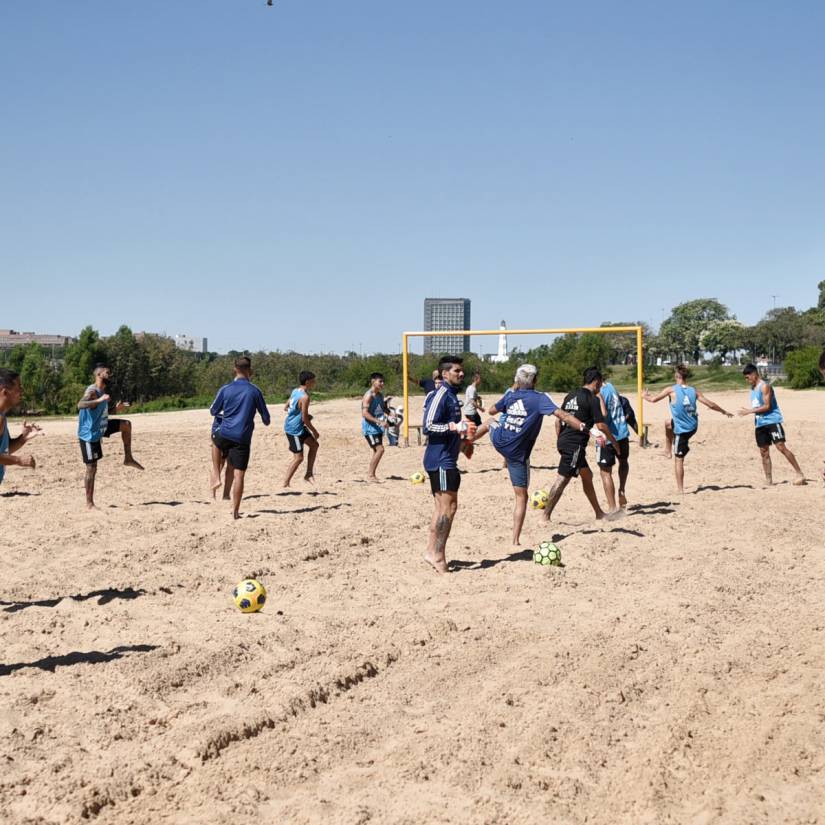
583, 366, 603, 385
299, 370, 315, 386
742, 363, 759, 376
0, 368, 20, 389
438, 356, 463, 376
234, 356, 252, 372
370, 372, 384, 382
675, 364, 691, 380
820, 351, 825, 370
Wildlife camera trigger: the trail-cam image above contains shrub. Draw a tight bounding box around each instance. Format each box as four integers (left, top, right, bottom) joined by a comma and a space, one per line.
784, 347, 824, 389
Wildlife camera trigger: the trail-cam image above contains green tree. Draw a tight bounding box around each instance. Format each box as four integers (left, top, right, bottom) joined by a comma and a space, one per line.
64, 326, 107, 386
699, 319, 745, 361
659, 299, 731, 362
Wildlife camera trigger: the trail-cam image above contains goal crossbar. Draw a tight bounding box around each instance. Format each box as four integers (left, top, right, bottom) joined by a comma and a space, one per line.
401, 325, 645, 445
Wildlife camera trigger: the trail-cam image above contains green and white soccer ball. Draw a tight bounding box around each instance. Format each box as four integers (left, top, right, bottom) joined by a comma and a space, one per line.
533, 541, 562, 567
529, 489, 549, 510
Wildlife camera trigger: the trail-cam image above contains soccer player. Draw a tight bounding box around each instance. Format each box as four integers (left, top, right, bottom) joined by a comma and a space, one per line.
408, 369, 441, 394
422, 355, 469, 573
473, 364, 586, 545
78, 365, 144, 510
643, 364, 732, 493
542, 367, 622, 522
0, 369, 41, 484
210, 356, 271, 519
462, 370, 483, 426
738, 363, 805, 486
283, 371, 320, 488
362, 373, 389, 482
598, 378, 631, 509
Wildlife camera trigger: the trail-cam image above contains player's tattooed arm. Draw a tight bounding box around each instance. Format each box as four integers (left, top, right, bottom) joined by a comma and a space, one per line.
77, 389, 107, 410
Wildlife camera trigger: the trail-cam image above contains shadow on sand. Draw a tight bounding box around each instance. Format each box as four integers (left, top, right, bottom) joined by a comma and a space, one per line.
1, 587, 147, 614
0, 644, 159, 677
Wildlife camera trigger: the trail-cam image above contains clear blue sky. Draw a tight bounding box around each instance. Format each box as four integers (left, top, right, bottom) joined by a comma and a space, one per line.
2, 1, 823, 354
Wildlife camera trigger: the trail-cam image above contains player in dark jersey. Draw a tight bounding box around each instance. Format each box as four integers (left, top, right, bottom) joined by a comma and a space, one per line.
542, 367, 622, 523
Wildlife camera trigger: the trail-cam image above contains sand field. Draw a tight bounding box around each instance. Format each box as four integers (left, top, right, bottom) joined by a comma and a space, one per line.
1, 390, 824, 824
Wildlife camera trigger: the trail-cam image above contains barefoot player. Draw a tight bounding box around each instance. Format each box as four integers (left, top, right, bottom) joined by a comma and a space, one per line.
210, 356, 271, 519
422, 356, 468, 573
738, 364, 805, 486
362, 373, 388, 482
597, 378, 631, 509
0, 369, 41, 483
542, 367, 621, 523
644, 364, 732, 494
283, 371, 320, 487
78, 366, 144, 509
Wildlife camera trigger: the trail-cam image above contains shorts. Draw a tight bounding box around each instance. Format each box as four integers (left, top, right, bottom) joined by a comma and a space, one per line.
286, 431, 310, 453
596, 437, 630, 468
464, 411, 482, 427
557, 442, 589, 478
364, 433, 383, 449
212, 433, 251, 471
506, 459, 530, 488
78, 420, 128, 464
673, 429, 696, 458
428, 467, 461, 494
755, 422, 786, 448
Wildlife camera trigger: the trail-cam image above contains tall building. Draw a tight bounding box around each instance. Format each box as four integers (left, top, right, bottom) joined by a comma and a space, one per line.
423, 298, 471, 355
174, 334, 208, 354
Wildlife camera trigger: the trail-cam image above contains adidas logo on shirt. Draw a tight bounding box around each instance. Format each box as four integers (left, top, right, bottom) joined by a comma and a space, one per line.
508, 400, 528, 417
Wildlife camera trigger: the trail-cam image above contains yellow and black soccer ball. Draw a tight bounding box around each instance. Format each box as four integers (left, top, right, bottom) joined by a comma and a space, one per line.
233, 579, 267, 613
529, 489, 549, 510
410, 471, 426, 485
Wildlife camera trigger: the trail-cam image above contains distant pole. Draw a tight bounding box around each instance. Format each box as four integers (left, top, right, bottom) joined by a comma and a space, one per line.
771, 294, 778, 309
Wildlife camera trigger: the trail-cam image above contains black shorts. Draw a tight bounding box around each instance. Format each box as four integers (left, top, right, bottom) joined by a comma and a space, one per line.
464, 411, 482, 427
428, 467, 461, 494
286, 431, 310, 453
596, 437, 630, 468
364, 433, 383, 449
557, 441, 589, 478
79, 439, 104, 464
755, 422, 786, 448
673, 429, 696, 458
212, 433, 251, 471
103, 419, 126, 438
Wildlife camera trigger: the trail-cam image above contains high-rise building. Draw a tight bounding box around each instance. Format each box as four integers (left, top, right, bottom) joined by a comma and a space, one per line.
423, 298, 471, 355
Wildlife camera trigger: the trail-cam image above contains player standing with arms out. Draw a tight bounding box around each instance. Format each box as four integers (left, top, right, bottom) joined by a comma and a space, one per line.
408, 369, 441, 395
598, 378, 631, 509
362, 373, 389, 482
738, 364, 805, 486
474, 364, 585, 545
210, 357, 271, 519
542, 368, 621, 523
463, 371, 483, 426
422, 356, 471, 573
644, 364, 732, 494
78, 366, 144, 510
0, 369, 41, 484
283, 371, 320, 488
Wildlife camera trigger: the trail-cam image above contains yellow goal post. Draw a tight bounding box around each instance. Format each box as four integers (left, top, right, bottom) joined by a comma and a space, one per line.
401, 326, 645, 446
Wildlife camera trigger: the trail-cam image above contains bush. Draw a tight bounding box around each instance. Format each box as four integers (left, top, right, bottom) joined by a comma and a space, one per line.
784, 347, 824, 389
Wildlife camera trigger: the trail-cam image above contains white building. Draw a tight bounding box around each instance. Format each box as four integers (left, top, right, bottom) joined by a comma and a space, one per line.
489, 320, 509, 363
174, 334, 208, 354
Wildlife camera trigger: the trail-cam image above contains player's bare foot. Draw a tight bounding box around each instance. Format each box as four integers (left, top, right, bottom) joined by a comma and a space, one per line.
367, 476, 380, 484
124, 458, 144, 471
304, 474, 315, 485
232, 510, 242, 520
422, 552, 448, 574
604, 508, 625, 522
793, 476, 807, 486
210, 474, 222, 498
618, 491, 627, 508
86, 503, 97, 511
659, 450, 672, 459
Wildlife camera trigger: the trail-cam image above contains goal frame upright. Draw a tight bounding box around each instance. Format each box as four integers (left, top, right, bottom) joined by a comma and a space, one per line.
400, 325, 645, 446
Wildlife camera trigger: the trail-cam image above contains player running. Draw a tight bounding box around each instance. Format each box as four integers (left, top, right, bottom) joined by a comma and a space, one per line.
738, 364, 805, 486
542, 367, 622, 522
78, 365, 144, 510
474, 364, 586, 546
597, 378, 631, 509
283, 371, 320, 488
643, 364, 732, 494
422, 356, 471, 573
362, 373, 389, 482
0, 369, 41, 484
210, 356, 271, 519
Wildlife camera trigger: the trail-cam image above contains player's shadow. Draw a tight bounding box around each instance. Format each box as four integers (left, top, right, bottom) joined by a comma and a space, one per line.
627, 502, 677, 516
0, 644, 159, 677
247, 502, 351, 518
449, 548, 533, 571
0, 491, 40, 497
1, 587, 147, 613
692, 484, 754, 494
274, 490, 337, 497
140, 500, 212, 507
549, 527, 645, 541
474, 467, 506, 474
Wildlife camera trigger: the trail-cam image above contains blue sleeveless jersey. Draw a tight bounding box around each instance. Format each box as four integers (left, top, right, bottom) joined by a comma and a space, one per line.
0, 414, 9, 484
362, 392, 385, 436
670, 385, 698, 434
77, 385, 108, 442
284, 388, 307, 435
751, 382, 783, 427
600, 382, 629, 440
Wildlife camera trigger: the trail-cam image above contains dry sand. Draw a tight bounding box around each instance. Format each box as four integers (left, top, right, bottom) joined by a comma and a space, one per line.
1, 389, 824, 824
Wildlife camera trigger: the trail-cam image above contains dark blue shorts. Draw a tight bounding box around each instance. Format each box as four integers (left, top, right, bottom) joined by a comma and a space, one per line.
506, 459, 530, 488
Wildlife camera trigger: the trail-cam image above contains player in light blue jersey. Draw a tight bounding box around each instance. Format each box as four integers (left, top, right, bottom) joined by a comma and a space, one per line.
283, 371, 320, 488
362, 373, 389, 481
738, 364, 805, 486
598, 380, 631, 509
0, 369, 40, 485
644, 364, 731, 493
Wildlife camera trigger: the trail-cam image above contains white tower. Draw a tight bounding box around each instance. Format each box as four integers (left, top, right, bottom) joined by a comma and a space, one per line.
490, 320, 509, 363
